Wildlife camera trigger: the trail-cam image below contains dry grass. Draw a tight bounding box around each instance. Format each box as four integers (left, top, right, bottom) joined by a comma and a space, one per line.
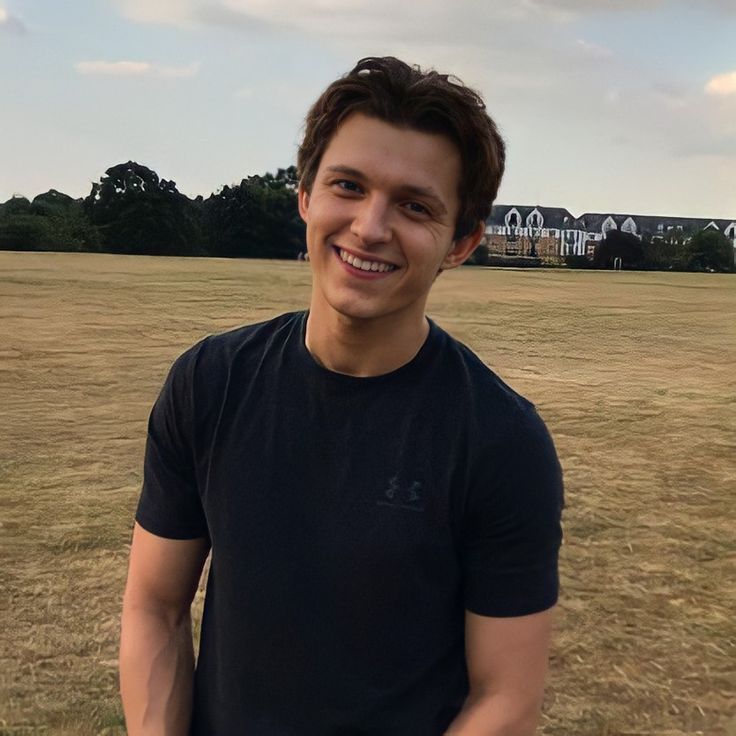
0, 252, 734, 735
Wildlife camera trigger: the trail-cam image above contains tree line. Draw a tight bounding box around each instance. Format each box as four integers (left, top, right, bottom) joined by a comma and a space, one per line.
0, 161, 306, 259
470, 227, 734, 273
567, 228, 734, 273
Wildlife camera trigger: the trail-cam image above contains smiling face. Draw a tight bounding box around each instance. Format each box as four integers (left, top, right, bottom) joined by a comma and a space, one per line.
299, 113, 482, 331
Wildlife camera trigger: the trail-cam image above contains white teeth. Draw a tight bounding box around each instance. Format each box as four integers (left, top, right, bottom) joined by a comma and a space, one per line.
338, 248, 395, 273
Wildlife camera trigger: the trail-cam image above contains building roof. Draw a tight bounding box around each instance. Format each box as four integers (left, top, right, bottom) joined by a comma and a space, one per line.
487, 204, 577, 229
488, 204, 735, 236
580, 213, 736, 236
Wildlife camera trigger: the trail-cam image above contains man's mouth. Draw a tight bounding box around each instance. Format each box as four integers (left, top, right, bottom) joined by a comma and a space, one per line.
336, 247, 397, 273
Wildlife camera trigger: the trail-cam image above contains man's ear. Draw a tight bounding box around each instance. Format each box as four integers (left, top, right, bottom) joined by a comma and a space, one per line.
441, 222, 485, 271
297, 183, 310, 223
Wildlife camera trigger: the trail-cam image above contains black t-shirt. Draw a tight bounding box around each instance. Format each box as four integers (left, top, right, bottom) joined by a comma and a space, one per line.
137, 311, 563, 735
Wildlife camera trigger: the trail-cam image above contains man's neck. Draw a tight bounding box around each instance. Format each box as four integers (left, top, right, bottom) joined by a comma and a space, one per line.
304, 307, 430, 378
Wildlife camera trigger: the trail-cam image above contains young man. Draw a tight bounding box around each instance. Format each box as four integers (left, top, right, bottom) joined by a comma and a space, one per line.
120, 57, 563, 735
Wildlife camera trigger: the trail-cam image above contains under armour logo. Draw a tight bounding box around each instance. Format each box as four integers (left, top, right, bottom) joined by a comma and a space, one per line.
378, 476, 425, 512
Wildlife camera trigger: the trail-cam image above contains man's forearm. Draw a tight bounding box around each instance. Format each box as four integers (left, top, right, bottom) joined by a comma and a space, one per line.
444, 691, 542, 736
119, 604, 196, 735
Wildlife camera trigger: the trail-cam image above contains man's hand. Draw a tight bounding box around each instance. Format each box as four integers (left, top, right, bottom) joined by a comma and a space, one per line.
444, 608, 554, 736
119, 523, 210, 735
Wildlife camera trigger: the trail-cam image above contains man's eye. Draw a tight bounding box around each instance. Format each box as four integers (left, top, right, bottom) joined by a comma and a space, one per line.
335, 180, 361, 193
405, 202, 429, 216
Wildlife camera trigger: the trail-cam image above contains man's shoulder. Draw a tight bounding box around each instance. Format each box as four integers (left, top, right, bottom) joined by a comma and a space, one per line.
178, 311, 303, 365
431, 323, 557, 461
165, 311, 304, 397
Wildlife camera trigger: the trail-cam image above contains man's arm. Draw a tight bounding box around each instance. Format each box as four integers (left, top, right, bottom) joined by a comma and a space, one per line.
120, 522, 210, 736
445, 608, 554, 736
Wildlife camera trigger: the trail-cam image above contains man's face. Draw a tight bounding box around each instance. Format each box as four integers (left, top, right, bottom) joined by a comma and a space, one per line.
299, 113, 480, 327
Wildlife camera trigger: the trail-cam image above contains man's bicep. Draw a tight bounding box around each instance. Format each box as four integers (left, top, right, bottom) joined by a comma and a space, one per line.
124, 522, 210, 615
464, 607, 554, 699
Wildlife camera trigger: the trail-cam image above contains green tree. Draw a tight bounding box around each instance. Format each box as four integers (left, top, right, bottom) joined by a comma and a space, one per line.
33, 191, 100, 251
202, 170, 305, 259
1, 195, 32, 215
593, 230, 644, 270
3, 163, 305, 258
85, 161, 203, 255
0, 192, 100, 251
0, 212, 54, 250
641, 228, 690, 271
682, 229, 734, 273
30, 189, 76, 216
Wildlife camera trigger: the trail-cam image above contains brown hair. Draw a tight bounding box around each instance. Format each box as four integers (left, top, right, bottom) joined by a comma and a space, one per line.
297, 56, 505, 240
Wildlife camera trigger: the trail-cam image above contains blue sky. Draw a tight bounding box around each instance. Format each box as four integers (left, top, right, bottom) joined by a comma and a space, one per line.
1, 0, 734, 219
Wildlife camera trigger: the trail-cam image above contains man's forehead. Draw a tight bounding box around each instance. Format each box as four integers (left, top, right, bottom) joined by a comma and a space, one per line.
317, 114, 461, 202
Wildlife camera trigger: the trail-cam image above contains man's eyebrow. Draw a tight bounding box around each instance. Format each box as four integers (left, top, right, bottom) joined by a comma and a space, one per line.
323, 165, 448, 216
324, 165, 365, 179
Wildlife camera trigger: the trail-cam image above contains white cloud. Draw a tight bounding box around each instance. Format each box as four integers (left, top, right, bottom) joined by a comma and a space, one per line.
575, 38, 613, 58
114, 0, 671, 35
115, 0, 195, 27
604, 88, 621, 105
705, 71, 736, 97
652, 83, 689, 110
75, 60, 152, 76
158, 62, 201, 78
535, 0, 732, 14
632, 81, 736, 160
74, 60, 200, 79
701, 0, 736, 13
525, 0, 663, 14
233, 87, 255, 100
0, 5, 28, 34
676, 135, 736, 159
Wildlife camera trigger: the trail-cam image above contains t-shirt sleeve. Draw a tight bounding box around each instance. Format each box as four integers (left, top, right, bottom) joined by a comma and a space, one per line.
135, 345, 209, 540
461, 404, 564, 617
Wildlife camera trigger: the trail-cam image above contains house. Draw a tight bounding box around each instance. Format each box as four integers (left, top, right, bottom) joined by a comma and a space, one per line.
484, 205, 736, 260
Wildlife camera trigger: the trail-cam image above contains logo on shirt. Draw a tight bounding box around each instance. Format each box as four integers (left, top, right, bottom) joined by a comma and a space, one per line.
377, 476, 425, 512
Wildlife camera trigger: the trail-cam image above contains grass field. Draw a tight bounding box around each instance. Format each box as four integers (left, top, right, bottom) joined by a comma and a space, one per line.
1, 251, 734, 735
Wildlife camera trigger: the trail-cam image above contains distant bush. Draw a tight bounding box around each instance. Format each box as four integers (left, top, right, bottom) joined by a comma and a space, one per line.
682, 230, 734, 273
487, 255, 542, 268
593, 231, 645, 270
564, 255, 591, 269
0, 193, 100, 252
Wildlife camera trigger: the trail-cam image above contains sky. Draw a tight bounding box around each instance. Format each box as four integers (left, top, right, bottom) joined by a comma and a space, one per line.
1, 0, 734, 220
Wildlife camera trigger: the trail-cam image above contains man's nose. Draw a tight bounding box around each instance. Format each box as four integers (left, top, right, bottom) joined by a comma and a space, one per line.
350, 196, 391, 245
